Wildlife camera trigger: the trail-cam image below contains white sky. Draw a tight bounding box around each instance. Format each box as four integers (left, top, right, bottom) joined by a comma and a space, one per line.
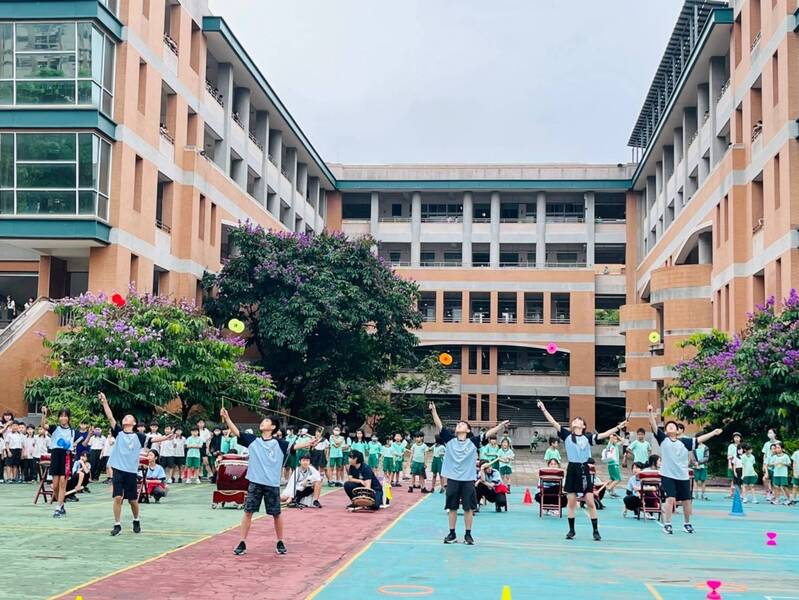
208, 1, 685, 165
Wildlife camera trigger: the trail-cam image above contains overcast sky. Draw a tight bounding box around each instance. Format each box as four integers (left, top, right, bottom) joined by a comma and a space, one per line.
208, 1, 684, 165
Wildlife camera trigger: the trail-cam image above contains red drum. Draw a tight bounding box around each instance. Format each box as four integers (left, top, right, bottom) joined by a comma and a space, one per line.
212, 454, 249, 508
40, 453, 51, 463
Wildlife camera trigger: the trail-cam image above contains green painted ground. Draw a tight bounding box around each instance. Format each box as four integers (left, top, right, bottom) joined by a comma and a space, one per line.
314, 492, 799, 600
0, 481, 253, 600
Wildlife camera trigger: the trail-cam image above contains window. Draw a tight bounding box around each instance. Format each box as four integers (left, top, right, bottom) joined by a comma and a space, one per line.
772, 51, 779, 106
391, 203, 402, 217
342, 203, 369, 219
420, 203, 462, 221
0, 131, 111, 219
156, 176, 172, 232
0, 22, 115, 115
389, 251, 401, 264
189, 21, 201, 73
551, 293, 570, 323
198, 194, 206, 240
142, 0, 150, 19
210, 202, 217, 246
133, 155, 143, 212
137, 60, 147, 114
130, 254, 139, 288
99, 0, 118, 15
773, 154, 781, 209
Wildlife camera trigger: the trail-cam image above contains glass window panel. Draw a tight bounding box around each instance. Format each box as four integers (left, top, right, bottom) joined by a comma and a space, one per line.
99, 140, 111, 195
77, 80, 97, 105
78, 190, 96, 214
0, 190, 13, 214
102, 36, 114, 90
16, 53, 76, 79
102, 90, 112, 114
17, 163, 76, 188
97, 193, 108, 220
0, 81, 10, 104
78, 133, 97, 188
15, 23, 76, 52
15, 80, 76, 104
0, 133, 12, 188
0, 23, 12, 79
16, 190, 76, 214
77, 23, 93, 78
17, 133, 75, 161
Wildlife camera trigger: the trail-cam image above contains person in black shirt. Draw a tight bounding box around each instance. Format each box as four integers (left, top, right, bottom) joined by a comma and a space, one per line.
345, 450, 382, 510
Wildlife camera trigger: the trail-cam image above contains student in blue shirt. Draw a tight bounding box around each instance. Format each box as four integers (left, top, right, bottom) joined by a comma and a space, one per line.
145, 449, 168, 502
40, 406, 75, 518
430, 401, 509, 546
99, 393, 173, 536
219, 407, 318, 556
538, 399, 626, 541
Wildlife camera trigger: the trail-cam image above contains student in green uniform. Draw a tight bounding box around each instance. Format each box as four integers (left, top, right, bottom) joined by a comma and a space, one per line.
367, 435, 381, 469
740, 443, 758, 504
480, 436, 500, 468
283, 427, 298, 482
430, 434, 446, 493
768, 442, 791, 505
391, 433, 407, 487
497, 438, 515, 490
408, 433, 431, 493
185, 427, 203, 484
544, 437, 561, 463
693, 440, 710, 500
350, 430, 368, 464
329, 427, 346, 485
381, 437, 395, 478
626, 428, 651, 465
791, 447, 799, 506
603, 433, 623, 497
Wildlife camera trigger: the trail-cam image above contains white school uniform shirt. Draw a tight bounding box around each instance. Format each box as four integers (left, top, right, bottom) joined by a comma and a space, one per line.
159, 436, 175, 458
0, 436, 5, 455
23, 436, 35, 458
172, 436, 186, 457
146, 432, 161, 453
7, 431, 23, 450
314, 439, 330, 452
33, 435, 50, 458
89, 435, 106, 451
100, 435, 115, 458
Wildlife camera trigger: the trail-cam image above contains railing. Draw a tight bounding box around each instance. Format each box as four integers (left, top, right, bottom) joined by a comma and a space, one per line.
281, 167, 291, 179
205, 81, 224, 106
594, 217, 626, 223
442, 314, 462, 323
595, 370, 620, 377
472, 217, 492, 223
497, 369, 569, 376
159, 125, 175, 144
419, 313, 436, 323
499, 217, 536, 223
387, 261, 412, 267
156, 219, 172, 234
751, 124, 763, 142
469, 313, 489, 324
163, 32, 179, 55
717, 78, 731, 101
268, 154, 277, 166
420, 216, 462, 223
58, 306, 75, 328
544, 262, 587, 269
545, 215, 585, 223
551, 316, 571, 324
750, 31, 762, 51
232, 113, 244, 129
523, 314, 544, 324
419, 261, 462, 268
752, 217, 764, 233
0, 298, 55, 355
248, 131, 264, 150
498, 314, 517, 324
499, 262, 537, 268
595, 318, 620, 326
379, 217, 412, 223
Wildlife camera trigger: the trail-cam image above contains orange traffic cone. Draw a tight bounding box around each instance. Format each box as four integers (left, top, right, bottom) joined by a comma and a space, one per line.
523, 488, 533, 505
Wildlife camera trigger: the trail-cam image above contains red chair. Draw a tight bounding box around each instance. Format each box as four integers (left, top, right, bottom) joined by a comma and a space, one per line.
137, 456, 151, 503
537, 468, 565, 518
34, 454, 52, 505
638, 470, 662, 520
212, 454, 249, 508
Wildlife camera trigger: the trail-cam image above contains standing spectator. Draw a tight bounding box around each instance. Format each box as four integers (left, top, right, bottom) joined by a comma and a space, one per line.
22, 425, 36, 482
196, 419, 213, 480
100, 427, 115, 482
88, 426, 106, 481
6, 295, 16, 320
24, 297, 34, 311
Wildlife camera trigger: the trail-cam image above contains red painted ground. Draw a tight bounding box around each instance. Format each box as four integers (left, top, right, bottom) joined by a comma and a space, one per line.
58, 487, 423, 600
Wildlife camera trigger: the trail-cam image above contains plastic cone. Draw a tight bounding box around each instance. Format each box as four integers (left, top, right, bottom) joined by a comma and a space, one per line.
501, 585, 512, 600
729, 487, 745, 517
384, 482, 392, 504
522, 488, 533, 505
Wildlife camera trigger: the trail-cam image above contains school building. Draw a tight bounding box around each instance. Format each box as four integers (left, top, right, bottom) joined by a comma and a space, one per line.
0, 0, 797, 434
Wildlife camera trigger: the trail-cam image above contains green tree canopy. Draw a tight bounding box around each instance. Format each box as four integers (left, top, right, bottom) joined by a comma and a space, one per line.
26, 290, 275, 424
202, 225, 422, 422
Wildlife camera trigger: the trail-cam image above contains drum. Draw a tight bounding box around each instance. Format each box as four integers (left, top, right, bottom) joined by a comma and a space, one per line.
538, 468, 564, 482
351, 486, 376, 508
216, 455, 249, 492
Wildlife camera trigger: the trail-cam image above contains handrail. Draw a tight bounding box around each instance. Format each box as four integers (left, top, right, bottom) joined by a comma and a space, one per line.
0, 297, 55, 355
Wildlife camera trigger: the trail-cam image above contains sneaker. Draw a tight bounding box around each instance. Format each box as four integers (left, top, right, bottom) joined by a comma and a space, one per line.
53, 509, 63, 519
463, 533, 474, 545
593, 530, 601, 541
622, 509, 628, 518
495, 505, 502, 513
313, 500, 323, 509
439, 488, 445, 494
275, 541, 287, 555
645, 513, 658, 520
408, 487, 414, 493
662, 524, 673, 535
111, 524, 122, 536
743, 498, 749, 504
683, 523, 695, 534
565, 530, 576, 540
132, 520, 141, 533
752, 499, 759, 504
443, 532, 457, 544
421, 488, 431, 494
233, 541, 246, 556
83, 487, 91, 494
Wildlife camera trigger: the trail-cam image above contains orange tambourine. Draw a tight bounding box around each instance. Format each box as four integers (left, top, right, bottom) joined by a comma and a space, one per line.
439, 352, 453, 366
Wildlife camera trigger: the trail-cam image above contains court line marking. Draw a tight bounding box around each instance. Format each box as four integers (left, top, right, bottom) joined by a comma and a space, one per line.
645, 583, 664, 600
304, 495, 430, 600
2, 524, 210, 537
46, 515, 265, 600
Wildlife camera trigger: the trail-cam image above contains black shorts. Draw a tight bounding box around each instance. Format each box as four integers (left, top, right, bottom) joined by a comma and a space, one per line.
49, 448, 69, 477
661, 476, 692, 502
444, 479, 477, 512
112, 469, 139, 501
564, 462, 594, 494
8, 448, 22, 467
163, 456, 176, 468
244, 482, 281, 515
174, 456, 185, 467
310, 449, 326, 470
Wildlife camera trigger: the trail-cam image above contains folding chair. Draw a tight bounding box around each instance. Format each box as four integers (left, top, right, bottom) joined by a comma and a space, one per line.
538, 467, 565, 517
34, 454, 52, 505
137, 458, 151, 504
638, 470, 662, 521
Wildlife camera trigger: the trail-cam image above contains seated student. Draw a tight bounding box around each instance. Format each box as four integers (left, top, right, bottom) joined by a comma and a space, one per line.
65, 451, 92, 500
282, 454, 323, 508
623, 462, 646, 517
344, 450, 382, 510
535, 458, 567, 515
144, 450, 168, 502
475, 460, 506, 512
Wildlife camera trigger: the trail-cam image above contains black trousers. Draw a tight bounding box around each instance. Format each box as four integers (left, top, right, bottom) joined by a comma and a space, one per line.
22, 458, 38, 481
623, 493, 641, 513
89, 449, 103, 480
476, 484, 506, 506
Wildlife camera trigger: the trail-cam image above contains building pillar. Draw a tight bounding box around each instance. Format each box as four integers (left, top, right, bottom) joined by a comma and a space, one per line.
698, 232, 712, 264
309, 177, 321, 233
536, 191, 546, 267
286, 148, 299, 231
462, 191, 473, 267
585, 191, 595, 266
217, 62, 234, 173
234, 87, 251, 132
489, 191, 500, 268
254, 111, 269, 206
411, 192, 421, 267
370, 191, 379, 236
697, 83, 710, 182
708, 56, 727, 168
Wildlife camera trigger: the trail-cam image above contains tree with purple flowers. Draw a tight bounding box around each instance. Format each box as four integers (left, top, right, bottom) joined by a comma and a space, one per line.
667, 290, 799, 438
25, 290, 275, 423
201, 224, 422, 422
